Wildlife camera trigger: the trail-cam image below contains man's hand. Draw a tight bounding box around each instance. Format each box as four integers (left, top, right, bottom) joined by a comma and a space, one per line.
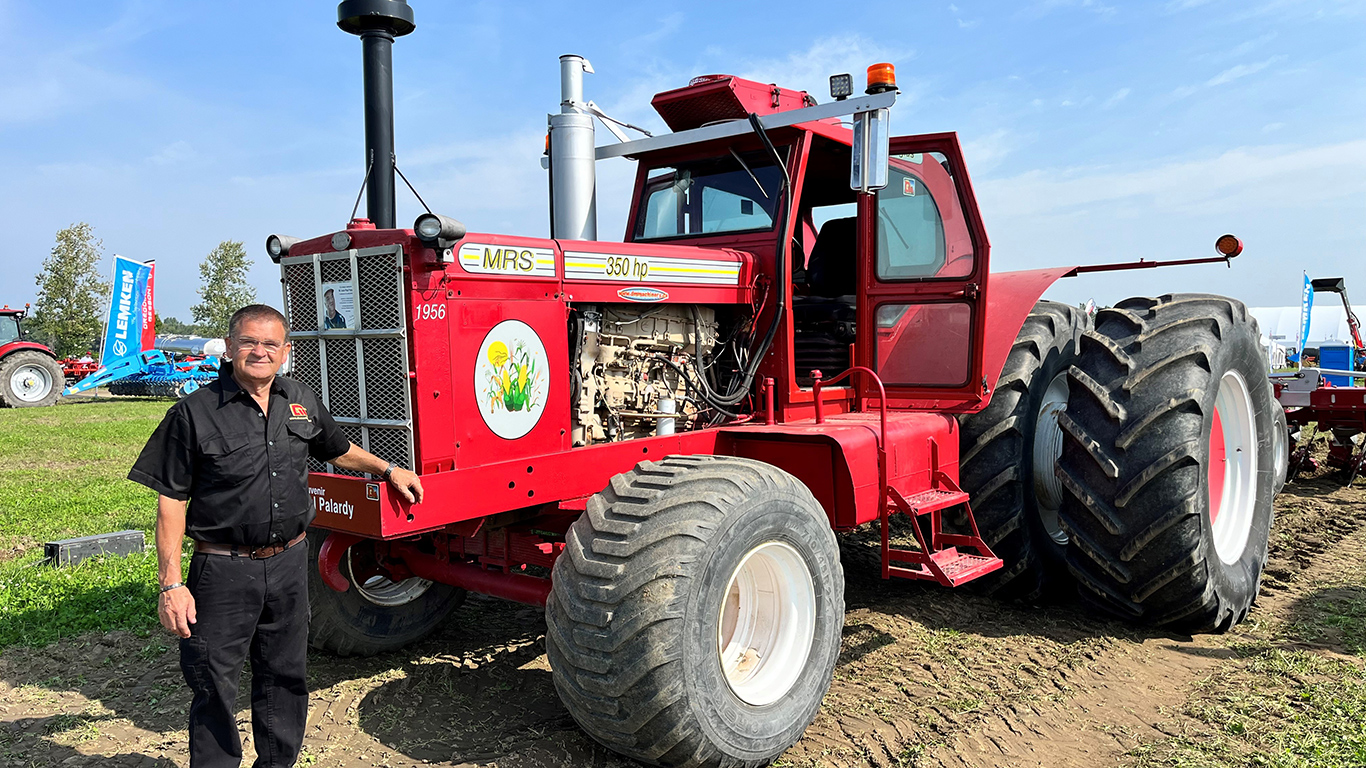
159, 586, 197, 639
388, 467, 424, 504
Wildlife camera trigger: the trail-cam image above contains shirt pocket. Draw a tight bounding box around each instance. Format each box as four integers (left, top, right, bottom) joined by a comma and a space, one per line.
199, 431, 257, 485
285, 418, 323, 470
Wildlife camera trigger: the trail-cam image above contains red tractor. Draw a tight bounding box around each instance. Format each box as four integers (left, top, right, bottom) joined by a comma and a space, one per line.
0, 304, 66, 408
266, 4, 1279, 765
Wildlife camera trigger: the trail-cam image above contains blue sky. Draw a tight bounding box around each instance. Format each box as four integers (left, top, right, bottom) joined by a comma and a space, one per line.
2, 0, 1363, 321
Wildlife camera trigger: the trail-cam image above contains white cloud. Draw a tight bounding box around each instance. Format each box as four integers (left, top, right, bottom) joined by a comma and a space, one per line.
1172, 55, 1286, 97
1102, 87, 1131, 108
977, 139, 1366, 306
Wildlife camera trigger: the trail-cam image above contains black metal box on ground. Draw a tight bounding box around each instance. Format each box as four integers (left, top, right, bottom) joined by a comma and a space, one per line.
45, 530, 146, 566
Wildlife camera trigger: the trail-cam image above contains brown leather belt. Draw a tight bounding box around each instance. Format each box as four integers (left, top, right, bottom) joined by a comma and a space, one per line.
194, 531, 307, 560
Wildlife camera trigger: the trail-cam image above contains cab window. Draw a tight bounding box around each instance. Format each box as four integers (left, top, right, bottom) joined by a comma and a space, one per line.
0, 317, 18, 346
875, 167, 946, 280
635, 151, 783, 240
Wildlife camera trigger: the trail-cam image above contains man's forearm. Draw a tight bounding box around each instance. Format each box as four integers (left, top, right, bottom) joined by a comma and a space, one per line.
156, 495, 189, 587
329, 444, 392, 475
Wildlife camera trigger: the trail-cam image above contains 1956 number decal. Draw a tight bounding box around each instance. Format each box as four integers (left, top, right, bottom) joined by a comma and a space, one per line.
417, 303, 446, 320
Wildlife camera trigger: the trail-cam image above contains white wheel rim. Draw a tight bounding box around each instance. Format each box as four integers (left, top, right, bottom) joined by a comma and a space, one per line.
10, 364, 53, 403
716, 541, 816, 706
345, 549, 433, 607
1210, 370, 1258, 565
1032, 371, 1069, 545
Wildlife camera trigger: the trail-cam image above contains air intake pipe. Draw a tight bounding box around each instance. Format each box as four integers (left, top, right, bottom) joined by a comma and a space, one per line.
337, 0, 415, 229
548, 55, 598, 241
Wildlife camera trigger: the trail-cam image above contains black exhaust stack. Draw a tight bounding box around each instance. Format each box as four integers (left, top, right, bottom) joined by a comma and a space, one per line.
337, 0, 414, 230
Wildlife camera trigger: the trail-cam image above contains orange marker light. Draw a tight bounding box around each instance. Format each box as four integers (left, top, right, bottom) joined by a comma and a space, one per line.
1215, 234, 1243, 258
866, 63, 897, 94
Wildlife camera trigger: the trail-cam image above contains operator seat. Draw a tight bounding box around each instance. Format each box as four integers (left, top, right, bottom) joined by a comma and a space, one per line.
804, 217, 857, 298
793, 217, 858, 385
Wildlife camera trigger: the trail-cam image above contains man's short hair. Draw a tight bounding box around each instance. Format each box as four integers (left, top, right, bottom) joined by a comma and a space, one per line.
324, 289, 335, 298
228, 305, 290, 340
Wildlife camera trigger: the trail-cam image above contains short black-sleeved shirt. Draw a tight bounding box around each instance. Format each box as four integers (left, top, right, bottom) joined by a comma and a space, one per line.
128, 363, 351, 547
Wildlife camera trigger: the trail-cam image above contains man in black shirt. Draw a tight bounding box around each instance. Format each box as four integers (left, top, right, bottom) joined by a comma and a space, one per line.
129, 304, 423, 767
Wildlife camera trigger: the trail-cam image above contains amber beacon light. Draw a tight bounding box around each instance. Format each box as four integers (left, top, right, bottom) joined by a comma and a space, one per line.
866, 63, 897, 94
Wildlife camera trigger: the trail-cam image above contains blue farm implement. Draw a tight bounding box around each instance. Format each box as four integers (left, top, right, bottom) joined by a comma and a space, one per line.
64, 347, 220, 399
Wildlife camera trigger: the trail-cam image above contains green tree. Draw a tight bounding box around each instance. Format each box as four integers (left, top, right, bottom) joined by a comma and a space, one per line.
191, 241, 256, 337
155, 315, 209, 336
30, 223, 109, 359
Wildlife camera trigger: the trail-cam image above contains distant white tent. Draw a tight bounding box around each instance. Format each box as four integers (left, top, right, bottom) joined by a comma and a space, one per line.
1248, 305, 1364, 350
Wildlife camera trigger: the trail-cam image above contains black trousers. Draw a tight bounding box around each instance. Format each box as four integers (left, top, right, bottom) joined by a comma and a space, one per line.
181, 541, 309, 768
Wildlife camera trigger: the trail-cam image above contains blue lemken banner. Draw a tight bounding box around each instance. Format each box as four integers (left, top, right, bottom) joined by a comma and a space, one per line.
100, 255, 153, 363
1298, 272, 1314, 352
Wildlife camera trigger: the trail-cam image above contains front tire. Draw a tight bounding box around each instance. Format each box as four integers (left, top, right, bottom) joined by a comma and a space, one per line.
0, 351, 64, 407
1056, 294, 1277, 633
546, 455, 844, 767
306, 530, 466, 656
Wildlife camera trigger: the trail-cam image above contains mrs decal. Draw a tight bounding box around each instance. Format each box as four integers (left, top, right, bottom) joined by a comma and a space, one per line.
458, 243, 556, 277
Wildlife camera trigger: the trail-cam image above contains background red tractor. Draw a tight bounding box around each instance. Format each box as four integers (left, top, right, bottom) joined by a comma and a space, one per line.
258, 4, 1279, 766
0, 305, 66, 408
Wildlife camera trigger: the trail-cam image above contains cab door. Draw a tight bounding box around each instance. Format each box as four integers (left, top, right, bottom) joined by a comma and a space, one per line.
854, 132, 991, 412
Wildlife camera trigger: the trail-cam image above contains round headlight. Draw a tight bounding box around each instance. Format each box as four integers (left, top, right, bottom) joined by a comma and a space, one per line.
265, 234, 300, 262
415, 214, 443, 240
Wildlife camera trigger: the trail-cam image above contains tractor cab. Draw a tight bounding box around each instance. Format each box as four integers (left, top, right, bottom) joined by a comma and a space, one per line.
0, 308, 22, 347
619, 73, 991, 419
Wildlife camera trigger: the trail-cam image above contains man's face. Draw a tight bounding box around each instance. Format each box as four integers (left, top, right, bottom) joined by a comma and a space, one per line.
325, 291, 337, 313
226, 317, 290, 381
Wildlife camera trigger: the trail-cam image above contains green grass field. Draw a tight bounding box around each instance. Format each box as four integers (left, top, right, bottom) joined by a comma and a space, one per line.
0, 399, 173, 648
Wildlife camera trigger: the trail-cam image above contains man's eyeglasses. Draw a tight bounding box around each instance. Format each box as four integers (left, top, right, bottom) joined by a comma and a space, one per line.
234, 338, 288, 354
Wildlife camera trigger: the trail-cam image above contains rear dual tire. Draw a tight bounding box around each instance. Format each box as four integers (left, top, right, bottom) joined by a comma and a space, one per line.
957, 301, 1084, 601
1056, 294, 1276, 633
547, 455, 843, 768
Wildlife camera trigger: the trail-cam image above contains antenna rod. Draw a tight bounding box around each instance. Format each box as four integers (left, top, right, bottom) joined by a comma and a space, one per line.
337, 0, 415, 229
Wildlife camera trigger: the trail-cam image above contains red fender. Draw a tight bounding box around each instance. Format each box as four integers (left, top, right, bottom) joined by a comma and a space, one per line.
0, 341, 56, 361
317, 531, 364, 592
979, 267, 1078, 408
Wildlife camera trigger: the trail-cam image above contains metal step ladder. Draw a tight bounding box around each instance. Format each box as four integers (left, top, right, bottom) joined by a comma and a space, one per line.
881, 474, 1003, 586
811, 365, 1005, 588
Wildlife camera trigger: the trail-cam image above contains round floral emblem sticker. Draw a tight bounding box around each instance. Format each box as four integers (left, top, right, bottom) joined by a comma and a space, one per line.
474, 320, 548, 439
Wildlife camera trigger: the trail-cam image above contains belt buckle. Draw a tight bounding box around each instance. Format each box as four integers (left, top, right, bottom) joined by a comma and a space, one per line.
249, 545, 274, 560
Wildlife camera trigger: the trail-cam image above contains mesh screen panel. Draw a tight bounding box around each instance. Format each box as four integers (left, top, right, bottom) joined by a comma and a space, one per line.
289, 338, 322, 396
319, 258, 352, 283
367, 427, 411, 469
332, 424, 366, 477
324, 339, 360, 418
362, 338, 407, 421
358, 253, 403, 329
283, 264, 317, 332
279, 247, 414, 478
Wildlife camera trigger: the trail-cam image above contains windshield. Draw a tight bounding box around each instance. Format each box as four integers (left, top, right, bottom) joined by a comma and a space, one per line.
634, 150, 784, 240
0, 317, 18, 346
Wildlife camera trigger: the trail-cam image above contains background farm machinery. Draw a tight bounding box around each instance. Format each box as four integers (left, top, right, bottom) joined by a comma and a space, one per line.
1271, 276, 1366, 486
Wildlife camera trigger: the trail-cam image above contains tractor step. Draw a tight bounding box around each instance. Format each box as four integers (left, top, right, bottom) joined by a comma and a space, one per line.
896, 488, 969, 515
885, 547, 1003, 586
879, 480, 1004, 588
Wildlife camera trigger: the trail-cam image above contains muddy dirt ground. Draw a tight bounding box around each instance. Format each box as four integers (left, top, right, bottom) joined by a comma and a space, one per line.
3, 462, 1363, 768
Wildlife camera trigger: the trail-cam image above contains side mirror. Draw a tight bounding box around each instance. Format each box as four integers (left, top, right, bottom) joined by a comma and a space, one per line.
850, 107, 890, 193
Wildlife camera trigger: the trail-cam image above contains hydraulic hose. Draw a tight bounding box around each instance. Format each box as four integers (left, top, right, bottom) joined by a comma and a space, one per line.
688, 113, 792, 410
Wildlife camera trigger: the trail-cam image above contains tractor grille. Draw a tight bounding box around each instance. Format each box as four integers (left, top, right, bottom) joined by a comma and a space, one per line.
280, 245, 414, 477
